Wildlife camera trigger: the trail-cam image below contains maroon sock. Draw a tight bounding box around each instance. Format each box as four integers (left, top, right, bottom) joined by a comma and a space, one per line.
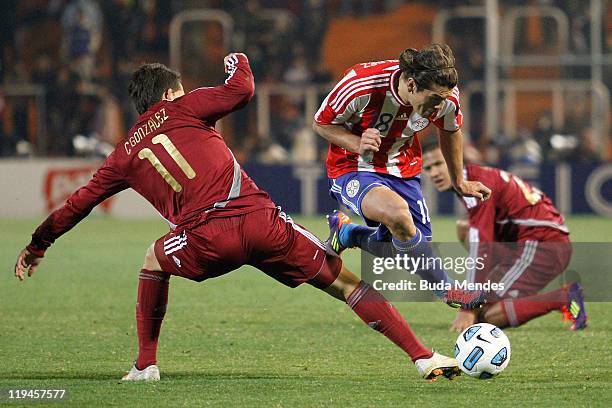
501, 288, 567, 327
136, 269, 170, 370
346, 281, 433, 362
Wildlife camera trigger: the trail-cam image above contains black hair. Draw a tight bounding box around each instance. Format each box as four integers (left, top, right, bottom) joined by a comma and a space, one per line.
420, 135, 441, 154
399, 44, 458, 90
128, 63, 182, 114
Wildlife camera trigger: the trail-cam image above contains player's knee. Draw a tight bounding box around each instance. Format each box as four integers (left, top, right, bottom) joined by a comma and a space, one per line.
325, 266, 361, 301
479, 304, 507, 328
142, 244, 161, 271
384, 211, 416, 241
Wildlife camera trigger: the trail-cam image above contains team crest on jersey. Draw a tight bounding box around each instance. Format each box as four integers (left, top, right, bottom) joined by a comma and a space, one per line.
346, 180, 360, 198
410, 117, 430, 132
463, 196, 478, 209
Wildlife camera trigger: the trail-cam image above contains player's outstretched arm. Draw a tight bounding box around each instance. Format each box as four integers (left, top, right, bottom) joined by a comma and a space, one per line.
14, 152, 128, 280
185, 52, 255, 123
438, 128, 491, 200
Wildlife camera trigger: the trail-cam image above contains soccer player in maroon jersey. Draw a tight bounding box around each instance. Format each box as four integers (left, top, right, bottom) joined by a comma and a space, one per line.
313, 44, 490, 308
14, 53, 461, 381
421, 142, 587, 332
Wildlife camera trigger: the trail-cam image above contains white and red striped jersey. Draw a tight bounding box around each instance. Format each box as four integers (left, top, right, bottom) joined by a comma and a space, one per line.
315, 60, 462, 179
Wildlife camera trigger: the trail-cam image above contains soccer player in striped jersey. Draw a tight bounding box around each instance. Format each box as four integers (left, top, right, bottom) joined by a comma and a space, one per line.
14, 53, 461, 382
421, 141, 587, 331
313, 44, 490, 309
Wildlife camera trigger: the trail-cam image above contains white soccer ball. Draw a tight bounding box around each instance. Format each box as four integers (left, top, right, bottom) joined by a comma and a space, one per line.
454, 323, 511, 379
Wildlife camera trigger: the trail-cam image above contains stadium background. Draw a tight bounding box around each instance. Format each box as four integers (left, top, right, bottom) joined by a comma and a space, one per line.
1, 1, 611, 407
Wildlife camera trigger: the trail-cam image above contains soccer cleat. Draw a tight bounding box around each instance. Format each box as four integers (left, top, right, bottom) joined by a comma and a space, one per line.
566, 282, 587, 330
415, 352, 461, 381
443, 288, 487, 309
121, 364, 160, 381
325, 210, 352, 255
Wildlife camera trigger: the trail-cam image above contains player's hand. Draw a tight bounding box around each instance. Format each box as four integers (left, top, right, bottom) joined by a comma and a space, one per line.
455, 180, 491, 201
449, 309, 478, 332
223, 53, 247, 73
359, 128, 381, 158
14, 248, 43, 281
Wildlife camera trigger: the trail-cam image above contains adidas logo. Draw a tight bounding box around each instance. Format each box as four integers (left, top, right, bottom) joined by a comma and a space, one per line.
395, 112, 409, 120
172, 255, 181, 268
570, 300, 580, 317
331, 235, 339, 251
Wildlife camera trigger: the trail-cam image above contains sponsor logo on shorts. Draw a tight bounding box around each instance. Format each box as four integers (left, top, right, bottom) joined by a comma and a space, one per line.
411, 117, 429, 132
346, 179, 360, 198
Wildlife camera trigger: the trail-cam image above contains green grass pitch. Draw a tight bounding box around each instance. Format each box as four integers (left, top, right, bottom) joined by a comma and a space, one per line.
1, 215, 611, 407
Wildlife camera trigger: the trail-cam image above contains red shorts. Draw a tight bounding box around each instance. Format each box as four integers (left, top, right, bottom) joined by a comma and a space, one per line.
488, 227, 571, 301
154, 208, 341, 289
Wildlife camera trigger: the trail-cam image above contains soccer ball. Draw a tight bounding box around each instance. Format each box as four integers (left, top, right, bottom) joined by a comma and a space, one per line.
454, 323, 511, 379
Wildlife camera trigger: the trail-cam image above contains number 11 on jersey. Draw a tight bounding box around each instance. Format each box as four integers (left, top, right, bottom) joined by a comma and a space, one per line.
138, 134, 196, 192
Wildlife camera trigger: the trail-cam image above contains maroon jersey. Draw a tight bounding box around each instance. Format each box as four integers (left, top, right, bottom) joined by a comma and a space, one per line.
27, 53, 275, 256
460, 164, 570, 297
461, 163, 568, 243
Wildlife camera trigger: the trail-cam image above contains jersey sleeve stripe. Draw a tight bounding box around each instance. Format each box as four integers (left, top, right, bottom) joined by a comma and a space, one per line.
330, 76, 389, 109
329, 73, 391, 107
333, 83, 388, 113
331, 79, 389, 111
324, 69, 358, 101
447, 95, 460, 110
315, 72, 366, 122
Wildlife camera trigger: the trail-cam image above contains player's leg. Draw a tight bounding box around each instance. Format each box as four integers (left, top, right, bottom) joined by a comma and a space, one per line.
250, 208, 459, 380
482, 237, 585, 330
123, 243, 170, 381
481, 287, 569, 329
329, 174, 484, 308
316, 262, 460, 380
124, 219, 246, 382
330, 185, 422, 254
330, 173, 450, 285
489, 284, 585, 330
330, 173, 448, 282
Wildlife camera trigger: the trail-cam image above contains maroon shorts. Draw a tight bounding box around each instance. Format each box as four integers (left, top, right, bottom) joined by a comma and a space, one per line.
154, 208, 341, 289
488, 228, 571, 301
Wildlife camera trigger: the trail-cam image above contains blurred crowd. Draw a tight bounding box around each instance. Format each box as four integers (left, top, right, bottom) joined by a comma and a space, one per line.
0, 0, 609, 163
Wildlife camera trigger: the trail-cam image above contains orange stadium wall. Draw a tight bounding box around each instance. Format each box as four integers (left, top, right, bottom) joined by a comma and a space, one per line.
321, 4, 436, 80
